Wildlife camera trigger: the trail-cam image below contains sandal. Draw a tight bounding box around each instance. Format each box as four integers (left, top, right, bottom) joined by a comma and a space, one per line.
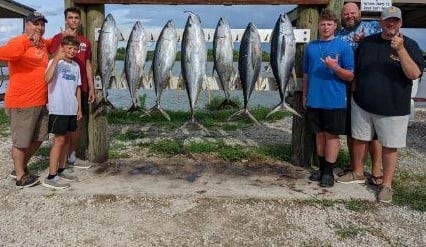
368, 175, 384, 186
337, 168, 353, 177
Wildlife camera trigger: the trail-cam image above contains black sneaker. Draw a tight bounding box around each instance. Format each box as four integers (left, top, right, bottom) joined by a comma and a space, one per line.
16, 174, 39, 188
309, 170, 322, 181
319, 174, 335, 188
9, 167, 30, 179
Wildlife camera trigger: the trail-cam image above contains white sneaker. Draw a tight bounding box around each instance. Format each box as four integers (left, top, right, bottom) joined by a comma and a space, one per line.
41, 176, 70, 189
67, 151, 76, 164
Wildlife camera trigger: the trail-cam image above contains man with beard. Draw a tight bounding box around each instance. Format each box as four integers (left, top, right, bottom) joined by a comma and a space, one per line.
335, 2, 383, 187
337, 6, 424, 203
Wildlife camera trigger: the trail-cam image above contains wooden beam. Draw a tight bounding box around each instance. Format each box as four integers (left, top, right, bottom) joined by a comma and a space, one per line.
348, 0, 426, 4
86, 4, 109, 164
291, 6, 319, 168
74, 0, 328, 5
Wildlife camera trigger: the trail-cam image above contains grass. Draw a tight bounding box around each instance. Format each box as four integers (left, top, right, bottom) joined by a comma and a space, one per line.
140, 138, 293, 163
336, 224, 362, 240
205, 95, 241, 111
107, 103, 290, 129
0, 109, 9, 136
298, 199, 336, 208
115, 130, 146, 141
28, 160, 49, 173
392, 170, 426, 212
343, 199, 377, 212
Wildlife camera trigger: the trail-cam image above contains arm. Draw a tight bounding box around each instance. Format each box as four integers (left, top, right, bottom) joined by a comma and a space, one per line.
302, 73, 308, 109
45, 58, 60, 83
45, 48, 66, 83
0, 36, 29, 62
331, 63, 354, 82
76, 86, 82, 120
392, 34, 422, 80
86, 59, 95, 103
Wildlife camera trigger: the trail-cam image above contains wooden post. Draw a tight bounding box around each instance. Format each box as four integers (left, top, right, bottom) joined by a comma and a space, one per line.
86, 5, 108, 163
327, 0, 345, 27
291, 6, 319, 167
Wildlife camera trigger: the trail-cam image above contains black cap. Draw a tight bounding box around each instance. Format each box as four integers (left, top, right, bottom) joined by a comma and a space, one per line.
25, 12, 48, 23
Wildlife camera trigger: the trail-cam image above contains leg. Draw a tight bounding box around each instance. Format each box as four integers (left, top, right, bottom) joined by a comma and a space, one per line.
12, 146, 27, 180
316, 132, 326, 157
24, 140, 43, 168
324, 132, 340, 163
369, 139, 383, 176
352, 138, 367, 177
381, 147, 397, 188
60, 134, 72, 169
49, 134, 66, 176
347, 135, 353, 167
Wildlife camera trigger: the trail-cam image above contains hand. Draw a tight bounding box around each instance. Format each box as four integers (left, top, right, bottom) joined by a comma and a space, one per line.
353, 27, 365, 43
391, 33, 404, 52
28, 32, 42, 47
323, 55, 339, 70
88, 88, 95, 104
77, 110, 83, 121
61, 27, 77, 37
53, 48, 66, 61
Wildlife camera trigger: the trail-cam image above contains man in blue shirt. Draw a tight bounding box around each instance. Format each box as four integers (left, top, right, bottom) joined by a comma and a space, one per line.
303, 9, 354, 187
336, 2, 383, 186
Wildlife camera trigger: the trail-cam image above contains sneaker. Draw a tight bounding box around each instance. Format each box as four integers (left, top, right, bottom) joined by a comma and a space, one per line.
41, 176, 70, 190
336, 172, 365, 184
9, 167, 30, 179
15, 174, 39, 188
58, 172, 78, 182
309, 170, 322, 181
67, 151, 76, 165
378, 186, 393, 203
319, 174, 335, 187
69, 163, 91, 169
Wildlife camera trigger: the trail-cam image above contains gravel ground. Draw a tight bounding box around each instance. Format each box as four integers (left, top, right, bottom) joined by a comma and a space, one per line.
0, 109, 425, 246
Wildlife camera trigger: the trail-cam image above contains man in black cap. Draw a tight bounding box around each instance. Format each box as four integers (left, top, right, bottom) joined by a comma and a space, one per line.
337, 6, 424, 203
0, 11, 50, 187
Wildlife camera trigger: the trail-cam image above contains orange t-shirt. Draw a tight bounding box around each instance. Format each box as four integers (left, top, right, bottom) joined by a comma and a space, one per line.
0, 34, 52, 108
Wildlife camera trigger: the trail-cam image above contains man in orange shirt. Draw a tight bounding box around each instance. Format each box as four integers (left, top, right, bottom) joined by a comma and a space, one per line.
0, 12, 51, 187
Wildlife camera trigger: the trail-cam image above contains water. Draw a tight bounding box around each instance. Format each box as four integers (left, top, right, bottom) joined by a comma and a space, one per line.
109, 88, 282, 111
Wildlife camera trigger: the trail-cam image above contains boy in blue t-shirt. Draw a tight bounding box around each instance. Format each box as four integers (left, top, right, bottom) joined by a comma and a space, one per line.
302, 9, 354, 187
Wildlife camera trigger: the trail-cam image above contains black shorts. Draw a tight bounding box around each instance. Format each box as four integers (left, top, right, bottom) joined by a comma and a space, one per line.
306, 107, 346, 135
48, 115, 78, 135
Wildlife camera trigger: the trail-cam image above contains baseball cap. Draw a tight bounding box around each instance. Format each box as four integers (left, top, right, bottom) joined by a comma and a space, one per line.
381, 6, 402, 20
25, 12, 48, 23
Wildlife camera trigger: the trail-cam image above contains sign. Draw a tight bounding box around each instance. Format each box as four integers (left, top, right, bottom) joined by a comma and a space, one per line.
361, 0, 392, 12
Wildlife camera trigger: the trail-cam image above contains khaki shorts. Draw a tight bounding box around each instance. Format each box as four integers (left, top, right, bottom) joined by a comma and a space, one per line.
351, 98, 409, 148
5, 106, 49, 148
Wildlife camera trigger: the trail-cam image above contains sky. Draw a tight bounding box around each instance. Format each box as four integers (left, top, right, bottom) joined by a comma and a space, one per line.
0, 0, 425, 50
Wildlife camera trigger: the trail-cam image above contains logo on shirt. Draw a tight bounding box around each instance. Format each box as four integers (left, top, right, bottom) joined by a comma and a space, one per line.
79, 42, 87, 53
60, 67, 77, 81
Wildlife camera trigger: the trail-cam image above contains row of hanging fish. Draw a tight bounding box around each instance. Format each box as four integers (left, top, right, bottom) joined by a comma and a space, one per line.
96, 12, 300, 126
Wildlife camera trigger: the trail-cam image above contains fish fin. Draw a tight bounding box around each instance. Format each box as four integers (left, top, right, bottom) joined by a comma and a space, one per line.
245, 109, 262, 126
218, 99, 239, 110
266, 101, 302, 118
148, 104, 171, 121
96, 97, 115, 110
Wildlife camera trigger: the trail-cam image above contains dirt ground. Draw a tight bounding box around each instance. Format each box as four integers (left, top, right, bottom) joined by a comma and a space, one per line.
0, 109, 425, 246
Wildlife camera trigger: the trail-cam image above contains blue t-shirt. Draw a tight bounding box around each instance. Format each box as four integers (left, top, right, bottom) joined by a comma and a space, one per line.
303, 38, 354, 109
336, 21, 381, 50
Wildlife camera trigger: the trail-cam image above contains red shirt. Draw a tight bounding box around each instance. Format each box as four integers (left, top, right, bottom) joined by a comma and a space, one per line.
0, 34, 51, 108
49, 33, 92, 92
